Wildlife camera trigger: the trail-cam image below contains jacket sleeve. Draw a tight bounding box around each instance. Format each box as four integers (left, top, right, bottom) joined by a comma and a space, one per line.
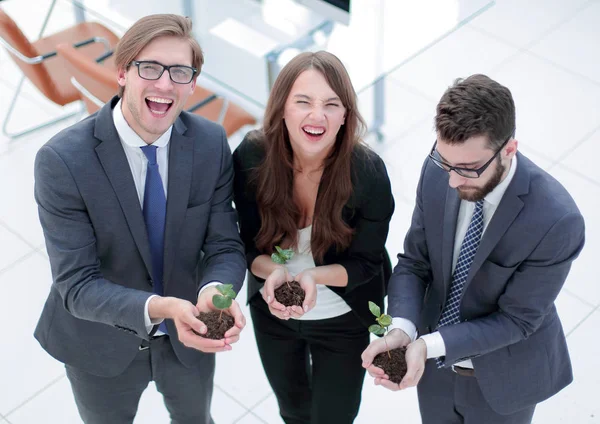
35, 145, 152, 339
335, 153, 395, 293
198, 128, 247, 294
232, 135, 264, 278
387, 158, 433, 324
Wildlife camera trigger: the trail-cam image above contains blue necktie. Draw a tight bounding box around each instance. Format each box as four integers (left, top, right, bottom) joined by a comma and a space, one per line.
436, 200, 484, 367
141, 145, 168, 334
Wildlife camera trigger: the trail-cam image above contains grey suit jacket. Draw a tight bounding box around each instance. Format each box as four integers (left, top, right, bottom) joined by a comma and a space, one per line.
34, 97, 246, 377
388, 152, 585, 414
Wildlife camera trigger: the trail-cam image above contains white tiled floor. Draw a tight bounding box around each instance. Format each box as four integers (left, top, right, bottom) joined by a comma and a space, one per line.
0, 0, 598, 423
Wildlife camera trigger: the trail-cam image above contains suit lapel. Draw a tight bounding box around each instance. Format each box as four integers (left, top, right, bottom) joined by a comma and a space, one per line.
442, 186, 460, 293
94, 98, 153, 278
464, 153, 530, 291
163, 118, 194, 288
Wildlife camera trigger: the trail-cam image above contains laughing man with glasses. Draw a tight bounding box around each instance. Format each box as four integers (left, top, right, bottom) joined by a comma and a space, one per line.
33, 14, 246, 423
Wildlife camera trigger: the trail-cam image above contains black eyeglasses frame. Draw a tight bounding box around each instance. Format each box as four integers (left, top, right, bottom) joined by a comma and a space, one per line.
129, 60, 197, 84
428, 135, 512, 179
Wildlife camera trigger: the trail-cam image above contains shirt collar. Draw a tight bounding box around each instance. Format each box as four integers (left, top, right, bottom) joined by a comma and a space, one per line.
484, 154, 518, 206
112, 98, 172, 149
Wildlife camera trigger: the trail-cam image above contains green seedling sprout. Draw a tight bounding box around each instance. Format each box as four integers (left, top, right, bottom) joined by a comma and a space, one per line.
212, 284, 237, 321
271, 246, 294, 264
271, 246, 294, 289
368, 301, 393, 358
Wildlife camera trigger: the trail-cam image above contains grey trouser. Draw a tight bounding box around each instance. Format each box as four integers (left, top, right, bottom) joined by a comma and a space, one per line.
417, 359, 536, 424
66, 336, 215, 424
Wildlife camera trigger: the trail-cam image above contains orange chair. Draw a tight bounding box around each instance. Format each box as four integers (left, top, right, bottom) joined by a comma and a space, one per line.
56, 43, 257, 137
0, 3, 119, 138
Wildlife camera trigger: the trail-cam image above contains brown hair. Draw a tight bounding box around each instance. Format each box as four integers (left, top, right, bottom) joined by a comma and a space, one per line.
254, 51, 367, 262
435, 74, 515, 149
114, 14, 204, 97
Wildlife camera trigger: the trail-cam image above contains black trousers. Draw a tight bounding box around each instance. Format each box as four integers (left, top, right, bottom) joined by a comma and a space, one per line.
250, 296, 369, 424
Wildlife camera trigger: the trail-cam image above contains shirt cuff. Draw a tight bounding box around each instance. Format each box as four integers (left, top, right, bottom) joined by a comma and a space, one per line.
420, 331, 446, 359
197, 281, 222, 298
390, 317, 417, 342
144, 294, 164, 334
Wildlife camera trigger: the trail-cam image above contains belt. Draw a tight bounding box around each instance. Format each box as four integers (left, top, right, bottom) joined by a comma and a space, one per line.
139, 335, 168, 351
452, 365, 475, 377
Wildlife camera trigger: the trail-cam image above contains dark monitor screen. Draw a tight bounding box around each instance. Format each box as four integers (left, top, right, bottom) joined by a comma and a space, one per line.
323, 0, 350, 12
295, 0, 351, 24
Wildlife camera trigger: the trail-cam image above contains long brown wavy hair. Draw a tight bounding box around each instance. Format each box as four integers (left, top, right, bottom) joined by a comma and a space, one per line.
254, 51, 367, 262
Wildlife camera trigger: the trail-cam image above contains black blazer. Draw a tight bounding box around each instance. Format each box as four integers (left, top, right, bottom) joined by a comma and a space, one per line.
232, 130, 394, 326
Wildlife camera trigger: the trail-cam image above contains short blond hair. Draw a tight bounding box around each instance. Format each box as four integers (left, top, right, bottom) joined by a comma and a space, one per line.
114, 14, 204, 96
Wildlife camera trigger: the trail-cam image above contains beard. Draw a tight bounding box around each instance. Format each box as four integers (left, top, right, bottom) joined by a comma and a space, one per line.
457, 158, 506, 202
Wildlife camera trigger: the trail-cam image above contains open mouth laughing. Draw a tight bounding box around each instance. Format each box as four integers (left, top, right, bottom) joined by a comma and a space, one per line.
145, 96, 173, 116
302, 125, 326, 141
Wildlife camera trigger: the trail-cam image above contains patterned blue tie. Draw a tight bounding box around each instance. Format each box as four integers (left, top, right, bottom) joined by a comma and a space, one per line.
141, 145, 168, 334
436, 199, 484, 367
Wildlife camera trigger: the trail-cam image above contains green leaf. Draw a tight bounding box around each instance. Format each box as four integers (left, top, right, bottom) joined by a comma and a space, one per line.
222, 286, 237, 299
368, 301, 381, 318
378, 314, 392, 327
273, 246, 294, 263
368, 324, 383, 334
212, 295, 232, 310
271, 253, 285, 264
368, 325, 385, 336
216, 284, 234, 296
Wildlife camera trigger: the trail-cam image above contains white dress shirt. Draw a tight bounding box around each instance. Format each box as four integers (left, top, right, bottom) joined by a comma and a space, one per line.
392, 155, 518, 368
113, 101, 221, 335
113, 100, 171, 334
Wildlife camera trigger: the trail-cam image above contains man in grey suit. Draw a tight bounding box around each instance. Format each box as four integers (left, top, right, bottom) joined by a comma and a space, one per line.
33, 14, 246, 424
362, 74, 585, 423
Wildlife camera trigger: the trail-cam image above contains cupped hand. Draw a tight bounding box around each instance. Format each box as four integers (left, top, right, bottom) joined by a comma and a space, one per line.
196, 286, 246, 346
263, 266, 292, 318
361, 328, 411, 386
164, 297, 232, 353
287, 269, 318, 318
398, 338, 427, 389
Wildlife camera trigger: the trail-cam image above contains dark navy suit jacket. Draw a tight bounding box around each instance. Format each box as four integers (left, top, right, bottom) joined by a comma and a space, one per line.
388, 153, 585, 414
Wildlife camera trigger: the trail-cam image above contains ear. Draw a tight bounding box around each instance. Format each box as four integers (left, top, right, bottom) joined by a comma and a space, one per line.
504, 139, 518, 159
190, 78, 197, 93
117, 67, 127, 88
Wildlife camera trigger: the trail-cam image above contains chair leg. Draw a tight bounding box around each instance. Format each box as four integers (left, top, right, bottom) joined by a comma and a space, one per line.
2, 75, 80, 139
37, 0, 58, 39
217, 99, 229, 125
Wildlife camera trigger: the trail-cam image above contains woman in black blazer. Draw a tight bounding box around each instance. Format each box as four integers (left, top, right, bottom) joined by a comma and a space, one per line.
232, 51, 394, 424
